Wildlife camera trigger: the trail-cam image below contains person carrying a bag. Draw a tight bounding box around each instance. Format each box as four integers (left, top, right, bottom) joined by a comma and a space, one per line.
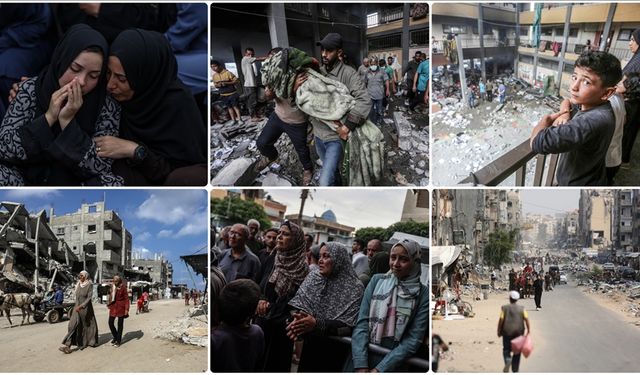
497, 291, 530, 373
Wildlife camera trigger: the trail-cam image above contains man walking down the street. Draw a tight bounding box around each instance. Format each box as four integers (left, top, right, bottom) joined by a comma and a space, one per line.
403, 51, 422, 106
508, 268, 516, 291
364, 58, 389, 126
218, 224, 261, 283
310, 33, 371, 186
241, 47, 267, 122
533, 273, 544, 310
497, 291, 530, 373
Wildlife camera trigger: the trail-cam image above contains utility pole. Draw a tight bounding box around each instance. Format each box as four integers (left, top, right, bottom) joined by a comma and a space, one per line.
298, 189, 309, 227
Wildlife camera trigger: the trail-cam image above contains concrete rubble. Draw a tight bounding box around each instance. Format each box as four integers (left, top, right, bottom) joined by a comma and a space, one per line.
211, 103, 429, 186
153, 306, 208, 347
432, 72, 561, 186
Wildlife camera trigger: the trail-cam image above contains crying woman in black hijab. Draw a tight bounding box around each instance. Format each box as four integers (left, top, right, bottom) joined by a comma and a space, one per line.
0, 24, 123, 186
94, 29, 207, 186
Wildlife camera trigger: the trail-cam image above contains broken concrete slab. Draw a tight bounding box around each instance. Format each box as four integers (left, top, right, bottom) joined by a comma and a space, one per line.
210, 157, 256, 186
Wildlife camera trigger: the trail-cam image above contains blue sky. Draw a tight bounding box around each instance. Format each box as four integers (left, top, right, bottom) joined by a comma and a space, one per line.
0, 189, 208, 289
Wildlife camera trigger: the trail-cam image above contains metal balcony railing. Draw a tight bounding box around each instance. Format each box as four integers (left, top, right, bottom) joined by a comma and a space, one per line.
328, 336, 428, 371
459, 139, 560, 186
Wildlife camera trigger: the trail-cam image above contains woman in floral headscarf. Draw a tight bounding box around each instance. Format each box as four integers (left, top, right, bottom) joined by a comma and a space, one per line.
349, 239, 428, 372
286, 241, 364, 372
255, 220, 308, 371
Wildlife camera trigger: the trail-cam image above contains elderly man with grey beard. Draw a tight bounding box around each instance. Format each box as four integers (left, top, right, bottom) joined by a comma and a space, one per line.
218, 223, 261, 283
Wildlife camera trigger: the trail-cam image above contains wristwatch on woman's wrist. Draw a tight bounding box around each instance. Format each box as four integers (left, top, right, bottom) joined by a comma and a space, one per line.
132, 144, 148, 162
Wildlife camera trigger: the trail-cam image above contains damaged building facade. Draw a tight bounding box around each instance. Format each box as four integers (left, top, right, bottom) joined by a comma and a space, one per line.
432, 189, 522, 265
0, 202, 79, 293
517, 3, 640, 96
131, 256, 173, 290
49, 201, 132, 283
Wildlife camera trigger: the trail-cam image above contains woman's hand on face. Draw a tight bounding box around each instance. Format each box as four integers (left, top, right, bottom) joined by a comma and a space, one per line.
45, 83, 71, 126
93, 136, 138, 159
58, 78, 84, 129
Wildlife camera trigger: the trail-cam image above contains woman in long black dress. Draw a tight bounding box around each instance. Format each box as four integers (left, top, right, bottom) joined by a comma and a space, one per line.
93, 29, 207, 186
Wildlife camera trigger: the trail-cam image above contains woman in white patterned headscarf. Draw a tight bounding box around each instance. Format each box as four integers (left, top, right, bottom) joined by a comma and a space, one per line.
349, 239, 428, 372
287, 241, 364, 372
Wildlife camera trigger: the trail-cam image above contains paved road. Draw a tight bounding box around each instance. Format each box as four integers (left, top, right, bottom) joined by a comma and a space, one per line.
0, 299, 206, 372
520, 280, 640, 372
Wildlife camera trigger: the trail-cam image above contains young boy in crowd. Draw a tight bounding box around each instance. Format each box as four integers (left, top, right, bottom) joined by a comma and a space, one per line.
530, 51, 622, 186
211, 279, 265, 372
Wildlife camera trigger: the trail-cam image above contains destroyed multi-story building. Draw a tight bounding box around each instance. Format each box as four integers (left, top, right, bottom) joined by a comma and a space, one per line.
131, 255, 173, 289
432, 189, 522, 264
0, 202, 79, 293
578, 190, 615, 251
49, 201, 132, 283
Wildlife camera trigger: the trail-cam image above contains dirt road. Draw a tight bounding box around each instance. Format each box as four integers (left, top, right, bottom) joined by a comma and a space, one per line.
0, 298, 206, 372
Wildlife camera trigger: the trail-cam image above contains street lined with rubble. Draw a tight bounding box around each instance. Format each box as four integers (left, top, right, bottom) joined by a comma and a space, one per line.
434, 268, 640, 372
0, 299, 207, 372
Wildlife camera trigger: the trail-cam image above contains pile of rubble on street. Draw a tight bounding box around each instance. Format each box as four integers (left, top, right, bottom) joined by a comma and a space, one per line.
211, 100, 429, 186
153, 305, 208, 347
431, 72, 562, 185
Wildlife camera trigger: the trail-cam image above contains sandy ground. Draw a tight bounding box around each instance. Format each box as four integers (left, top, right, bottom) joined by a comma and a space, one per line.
0, 298, 207, 372
434, 277, 640, 373
433, 287, 528, 373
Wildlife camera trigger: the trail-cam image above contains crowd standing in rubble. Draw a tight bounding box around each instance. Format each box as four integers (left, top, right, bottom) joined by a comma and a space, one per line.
0, 4, 207, 187
211, 31, 429, 187
211, 221, 428, 372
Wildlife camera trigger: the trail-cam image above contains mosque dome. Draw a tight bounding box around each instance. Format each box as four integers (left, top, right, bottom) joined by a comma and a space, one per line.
320, 209, 337, 222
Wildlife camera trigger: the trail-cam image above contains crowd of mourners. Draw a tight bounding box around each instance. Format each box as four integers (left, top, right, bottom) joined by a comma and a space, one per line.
211, 32, 429, 186
211, 219, 428, 372
0, 4, 207, 186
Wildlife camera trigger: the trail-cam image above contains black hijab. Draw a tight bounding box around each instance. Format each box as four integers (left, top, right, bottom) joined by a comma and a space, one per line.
623, 29, 640, 75
110, 29, 206, 167
35, 24, 108, 135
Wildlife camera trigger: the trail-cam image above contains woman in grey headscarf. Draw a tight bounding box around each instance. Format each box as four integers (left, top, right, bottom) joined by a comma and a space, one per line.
349, 239, 428, 372
59, 270, 98, 353
286, 241, 364, 372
